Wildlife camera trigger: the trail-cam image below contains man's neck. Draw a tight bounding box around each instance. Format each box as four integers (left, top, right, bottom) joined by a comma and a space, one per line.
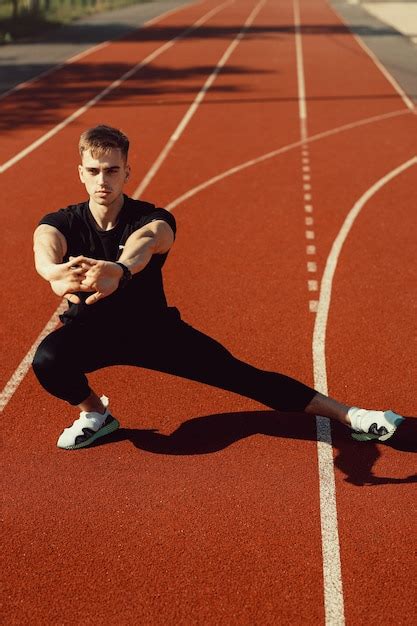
88, 194, 124, 231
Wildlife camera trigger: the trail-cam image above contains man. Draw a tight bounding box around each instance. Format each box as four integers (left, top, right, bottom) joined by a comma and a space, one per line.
32, 125, 404, 450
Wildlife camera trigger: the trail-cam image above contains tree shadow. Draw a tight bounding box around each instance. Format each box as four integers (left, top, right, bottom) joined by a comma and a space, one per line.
1, 21, 402, 45
0, 60, 270, 131
90, 409, 417, 486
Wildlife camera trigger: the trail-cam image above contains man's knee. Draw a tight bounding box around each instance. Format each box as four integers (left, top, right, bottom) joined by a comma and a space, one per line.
32, 334, 62, 379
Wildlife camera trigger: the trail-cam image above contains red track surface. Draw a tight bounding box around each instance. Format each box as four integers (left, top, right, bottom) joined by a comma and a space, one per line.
2, 0, 416, 623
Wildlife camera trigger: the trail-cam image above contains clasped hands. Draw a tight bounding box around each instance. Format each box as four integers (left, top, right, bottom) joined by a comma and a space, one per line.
48, 255, 123, 305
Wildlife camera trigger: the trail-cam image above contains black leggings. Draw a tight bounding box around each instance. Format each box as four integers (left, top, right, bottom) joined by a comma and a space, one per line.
32, 308, 317, 412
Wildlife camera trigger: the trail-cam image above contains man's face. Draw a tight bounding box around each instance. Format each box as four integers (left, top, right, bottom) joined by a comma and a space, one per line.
78, 148, 130, 207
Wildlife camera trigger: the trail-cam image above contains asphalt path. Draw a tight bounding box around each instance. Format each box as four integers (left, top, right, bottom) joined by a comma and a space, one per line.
0, 0, 193, 94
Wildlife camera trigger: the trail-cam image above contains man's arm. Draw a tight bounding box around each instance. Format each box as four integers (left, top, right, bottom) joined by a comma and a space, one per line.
80, 219, 175, 305
33, 225, 91, 303
118, 219, 175, 273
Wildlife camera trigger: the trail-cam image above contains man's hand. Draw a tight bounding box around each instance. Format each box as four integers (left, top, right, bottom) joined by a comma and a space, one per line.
48, 256, 94, 304
78, 258, 123, 305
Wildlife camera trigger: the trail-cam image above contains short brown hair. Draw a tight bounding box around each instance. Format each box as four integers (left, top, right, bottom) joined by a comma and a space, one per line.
79, 125, 129, 161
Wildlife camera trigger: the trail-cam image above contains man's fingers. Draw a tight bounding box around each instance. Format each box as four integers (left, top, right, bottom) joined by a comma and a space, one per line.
70, 266, 86, 275
64, 293, 81, 304
78, 281, 95, 291
85, 291, 103, 305
67, 255, 96, 269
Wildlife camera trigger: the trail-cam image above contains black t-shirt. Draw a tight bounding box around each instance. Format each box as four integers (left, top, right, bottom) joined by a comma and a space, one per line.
38, 195, 176, 325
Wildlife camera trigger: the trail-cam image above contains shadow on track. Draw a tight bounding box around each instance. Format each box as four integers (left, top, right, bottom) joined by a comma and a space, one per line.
90, 410, 417, 487
0, 61, 270, 131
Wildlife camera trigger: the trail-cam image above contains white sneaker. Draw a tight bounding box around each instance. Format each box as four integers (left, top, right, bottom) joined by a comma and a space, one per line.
57, 395, 120, 450
348, 407, 404, 442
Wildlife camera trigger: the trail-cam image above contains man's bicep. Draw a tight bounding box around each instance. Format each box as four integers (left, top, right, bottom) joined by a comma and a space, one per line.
34, 224, 68, 259
148, 219, 175, 253
127, 219, 175, 254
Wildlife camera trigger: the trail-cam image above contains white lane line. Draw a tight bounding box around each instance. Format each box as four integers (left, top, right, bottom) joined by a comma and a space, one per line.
0, 0, 233, 174
330, 3, 415, 111
0, 0, 203, 103
0, 301, 67, 412
293, 0, 308, 142
132, 0, 267, 199
312, 155, 417, 394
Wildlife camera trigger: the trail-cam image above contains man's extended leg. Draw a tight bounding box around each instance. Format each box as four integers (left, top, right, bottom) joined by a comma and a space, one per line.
131, 313, 403, 441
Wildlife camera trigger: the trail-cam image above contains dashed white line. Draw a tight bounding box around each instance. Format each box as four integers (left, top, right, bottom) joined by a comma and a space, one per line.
293, 0, 345, 621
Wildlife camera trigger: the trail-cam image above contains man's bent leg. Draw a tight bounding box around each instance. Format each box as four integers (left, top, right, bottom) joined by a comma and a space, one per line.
32, 323, 93, 405
32, 323, 123, 449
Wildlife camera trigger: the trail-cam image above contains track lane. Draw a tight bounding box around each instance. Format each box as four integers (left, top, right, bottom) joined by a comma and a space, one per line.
300, 0, 411, 137
324, 163, 417, 623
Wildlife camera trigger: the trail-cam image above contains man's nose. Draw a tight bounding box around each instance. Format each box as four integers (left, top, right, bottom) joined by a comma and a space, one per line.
97, 171, 106, 185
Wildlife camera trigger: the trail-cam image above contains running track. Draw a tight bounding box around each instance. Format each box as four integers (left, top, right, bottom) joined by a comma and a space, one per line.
1, 0, 416, 623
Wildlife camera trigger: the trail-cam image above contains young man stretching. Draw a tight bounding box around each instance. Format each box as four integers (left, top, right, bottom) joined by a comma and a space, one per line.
32, 125, 404, 450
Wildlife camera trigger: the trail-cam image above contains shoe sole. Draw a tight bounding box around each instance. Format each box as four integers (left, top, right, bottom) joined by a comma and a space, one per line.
59, 418, 120, 450
351, 429, 396, 442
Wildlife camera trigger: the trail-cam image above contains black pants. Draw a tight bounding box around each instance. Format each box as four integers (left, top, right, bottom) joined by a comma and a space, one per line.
32, 308, 317, 411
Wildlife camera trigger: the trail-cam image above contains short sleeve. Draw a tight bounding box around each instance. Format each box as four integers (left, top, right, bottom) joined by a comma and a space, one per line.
38, 210, 71, 241
140, 208, 176, 238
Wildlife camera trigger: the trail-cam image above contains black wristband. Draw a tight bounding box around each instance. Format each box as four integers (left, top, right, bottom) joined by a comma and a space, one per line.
115, 262, 132, 289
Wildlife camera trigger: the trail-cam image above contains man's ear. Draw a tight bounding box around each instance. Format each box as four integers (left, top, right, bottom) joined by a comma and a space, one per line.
78, 164, 85, 183
125, 164, 131, 180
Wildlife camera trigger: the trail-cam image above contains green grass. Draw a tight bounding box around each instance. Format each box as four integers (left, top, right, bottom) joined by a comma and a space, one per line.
0, 0, 150, 42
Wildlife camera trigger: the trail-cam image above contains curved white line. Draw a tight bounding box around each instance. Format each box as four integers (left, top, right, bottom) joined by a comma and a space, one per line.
165, 107, 412, 211
312, 156, 417, 396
